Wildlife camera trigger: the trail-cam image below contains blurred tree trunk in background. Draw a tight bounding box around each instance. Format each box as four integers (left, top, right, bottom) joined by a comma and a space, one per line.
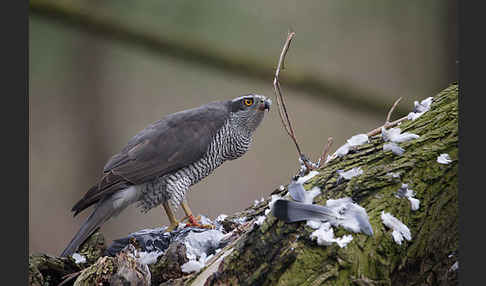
67, 0, 111, 194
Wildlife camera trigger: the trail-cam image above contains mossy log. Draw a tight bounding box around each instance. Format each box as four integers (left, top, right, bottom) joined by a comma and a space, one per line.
200, 84, 459, 286
28, 84, 458, 285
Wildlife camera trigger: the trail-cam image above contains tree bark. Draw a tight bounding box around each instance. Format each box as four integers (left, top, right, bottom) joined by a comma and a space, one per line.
200, 84, 458, 286
29, 84, 458, 285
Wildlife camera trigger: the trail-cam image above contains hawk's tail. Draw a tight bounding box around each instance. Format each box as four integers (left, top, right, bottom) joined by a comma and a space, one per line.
60, 197, 117, 257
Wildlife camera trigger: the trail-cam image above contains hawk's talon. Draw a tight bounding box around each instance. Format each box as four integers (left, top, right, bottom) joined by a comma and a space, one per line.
184, 215, 215, 229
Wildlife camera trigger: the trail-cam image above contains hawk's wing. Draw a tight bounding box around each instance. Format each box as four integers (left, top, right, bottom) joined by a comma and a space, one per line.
72, 100, 231, 215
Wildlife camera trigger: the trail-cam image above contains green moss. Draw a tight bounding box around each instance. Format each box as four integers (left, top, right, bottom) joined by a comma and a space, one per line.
205, 84, 458, 285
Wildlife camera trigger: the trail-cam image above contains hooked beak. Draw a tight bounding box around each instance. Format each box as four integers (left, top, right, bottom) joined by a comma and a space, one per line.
259, 99, 271, 111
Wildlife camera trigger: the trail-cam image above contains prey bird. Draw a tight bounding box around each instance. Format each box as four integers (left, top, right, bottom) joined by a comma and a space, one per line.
61, 94, 271, 257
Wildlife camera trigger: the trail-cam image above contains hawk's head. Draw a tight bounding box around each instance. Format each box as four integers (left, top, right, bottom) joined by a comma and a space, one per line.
230, 94, 271, 133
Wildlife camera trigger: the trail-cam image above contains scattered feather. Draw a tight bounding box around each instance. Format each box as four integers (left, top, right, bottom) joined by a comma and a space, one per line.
306, 220, 322, 229
137, 251, 163, 265
287, 182, 306, 202
309, 222, 353, 248
408, 198, 420, 211
288, 181, 321, 204
305, 187, 322, 204
253, 197, 265, 207
297, 156, 320, 177
383, 142, 405, 156
71, 253, 86, 264
381, 211, 412, 245
334, 143, 351, 157
176, 229, 226, 272
437, 153, 452, 164
395, 184, 420, 211
337, 167, 364, 180
325, 198, 374, 236
407, 112, 421, 121
408, 97, 433, 121
181, 253, 208, 273
232, 216, 247, 224
272, 199, 373, 236
347, 134, 369, 146
216, 214, 228, 222
414, 97, 433, 113
268, 194, 282, 210
184, 230, 224, 261
329, 134, 369, 161
254, 216, 266, 226
295, 170, 319, 184
382, 127, 419, 143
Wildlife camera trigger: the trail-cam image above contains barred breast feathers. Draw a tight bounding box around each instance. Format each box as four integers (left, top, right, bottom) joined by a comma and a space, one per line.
139, 118, 253, 211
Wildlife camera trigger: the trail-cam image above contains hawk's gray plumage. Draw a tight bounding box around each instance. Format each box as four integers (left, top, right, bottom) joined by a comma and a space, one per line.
61, 94, 271, 257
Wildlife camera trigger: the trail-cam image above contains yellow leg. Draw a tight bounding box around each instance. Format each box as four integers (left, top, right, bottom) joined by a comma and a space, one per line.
180, 200, 194, 218
163, 202, 179, 232
180, 200, 214, 229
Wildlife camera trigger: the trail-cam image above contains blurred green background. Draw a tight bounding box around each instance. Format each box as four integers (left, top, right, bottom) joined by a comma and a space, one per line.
29, 0, 457, 256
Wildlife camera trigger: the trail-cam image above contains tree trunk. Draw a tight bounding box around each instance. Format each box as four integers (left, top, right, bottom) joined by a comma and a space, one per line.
200, 84, 459, 286
29, 84, 458, 285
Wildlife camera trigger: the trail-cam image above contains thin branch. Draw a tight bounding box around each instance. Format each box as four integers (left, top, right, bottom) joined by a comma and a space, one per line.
366, 97, 407, 137
318, 137, 334, 168
272, 33, 410, 169
385, 97, 402, 125
367, 115, 408, 137
273, 32, 297, 140
273, 32, 310, 171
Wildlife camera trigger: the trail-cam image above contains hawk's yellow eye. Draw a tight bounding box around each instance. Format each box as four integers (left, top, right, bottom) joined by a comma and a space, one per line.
244, 99, 253, 106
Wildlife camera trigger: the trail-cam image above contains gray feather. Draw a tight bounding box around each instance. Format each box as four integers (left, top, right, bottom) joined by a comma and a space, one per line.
287, 182, 306, 202
273, 199, 374, 236
61, 198, 117, 257
62, 186, 141, 256
272, 199, 340, 222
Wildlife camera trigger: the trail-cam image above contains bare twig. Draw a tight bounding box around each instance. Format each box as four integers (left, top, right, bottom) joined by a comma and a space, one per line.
273, 32, 297, 141
385, 97, 402, 125
367, 97, 408, 137
367, 116, 408, 137
327, 97, 409, 164
273, 32, 313, 172
318, 137, 334, 168
272, 33, 411, 170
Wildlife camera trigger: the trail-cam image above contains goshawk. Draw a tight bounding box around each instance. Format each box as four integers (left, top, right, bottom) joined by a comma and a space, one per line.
61, 94, 271, 256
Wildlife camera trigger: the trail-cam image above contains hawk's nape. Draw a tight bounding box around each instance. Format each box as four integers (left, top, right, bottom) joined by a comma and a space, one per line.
61, 94, 271, 257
